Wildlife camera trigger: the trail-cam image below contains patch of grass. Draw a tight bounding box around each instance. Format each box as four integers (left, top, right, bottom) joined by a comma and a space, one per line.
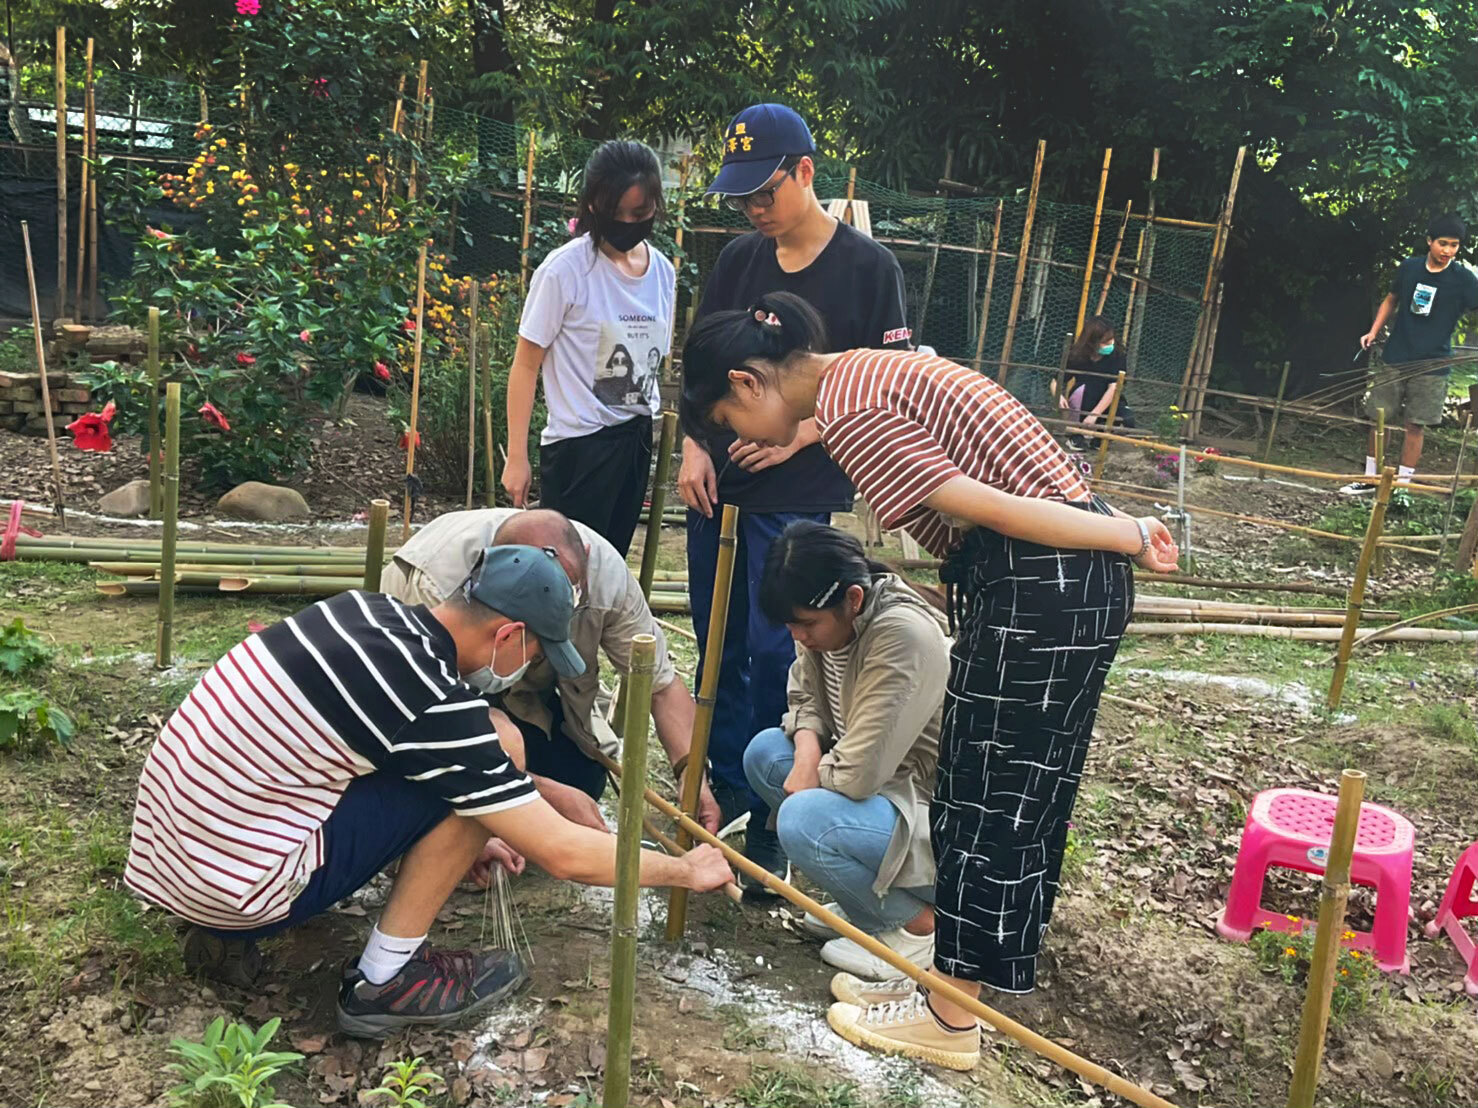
719, 1005, 775, 1052
1403, 1063, 1461, 1108
1422, 702, 1478, 747
733, 1065, 863, 1108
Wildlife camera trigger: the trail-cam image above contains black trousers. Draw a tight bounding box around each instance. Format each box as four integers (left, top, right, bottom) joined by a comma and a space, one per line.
932, 504, 1133, 993
501, 693, 609, 802
538, 415, 653, 559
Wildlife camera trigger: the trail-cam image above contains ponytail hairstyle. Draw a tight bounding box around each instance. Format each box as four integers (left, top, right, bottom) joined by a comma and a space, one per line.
679, 290, 827, 445
573, 140, 665, 255
1069, 315, 1117, 363
759, 520, 886, 625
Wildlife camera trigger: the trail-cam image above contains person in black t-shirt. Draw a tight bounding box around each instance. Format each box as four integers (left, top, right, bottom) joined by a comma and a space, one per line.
1059, 315, 1135, 450
1342, 214, 1478, 494
677, 103, 910, 888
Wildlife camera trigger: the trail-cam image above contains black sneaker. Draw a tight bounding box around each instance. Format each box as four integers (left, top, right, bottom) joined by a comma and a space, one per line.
739, 824, 790, 902
710, 778, 751, 840
182, 926, 264, 988
1339, 481, 1377, 496
336, 943, 528, 1039
1065, 434, 1088, 452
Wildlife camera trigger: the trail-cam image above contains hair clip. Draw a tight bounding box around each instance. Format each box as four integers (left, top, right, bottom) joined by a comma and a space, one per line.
753, 310, 782, 328
808, 580, 841, 608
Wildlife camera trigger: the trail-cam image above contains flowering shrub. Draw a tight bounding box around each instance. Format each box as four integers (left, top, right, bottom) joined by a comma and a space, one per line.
1151, 452, 1181, 484
1152, 404, 1192, 443
1249, 918, 1379, 1018
1196, 446, 1222, 476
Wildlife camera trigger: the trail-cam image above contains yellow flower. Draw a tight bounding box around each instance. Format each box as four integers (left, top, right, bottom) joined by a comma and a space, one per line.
1339, 968, 1349, 976
1283, 947, 1297, 957
237, 197, 247, 206
1342, 930, 1355, 940
352, 189, 363, 199
1286, 915, 1299, 923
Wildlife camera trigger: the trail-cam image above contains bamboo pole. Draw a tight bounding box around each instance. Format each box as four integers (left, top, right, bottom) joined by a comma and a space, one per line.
86, 64, 98, 320
667, 503, 739, 941
635, 809, 741, 903
1328, 468, 1396, 708
363, 499, 389, 591
1439, 413, 1473, 559
999, 140, 1045, 382
155, 384, 182, 667
481, 322, 496, 507
1075, 148, 1113, 336
1260, 361, 1291, 478
381, 73, 406, 213
653, 616, 697, 643
72, 37, 92, 320
1094, 200, 1132, 316
1372, 406, 1388, 575
663, 157, 691, 378
401, 242, 430, 541
12, 535, 377, 557
146, 307, 162, 517
217, 575, 361, 595
55, 27, 67, 317
407, 59, 428, 203
1127, 149, 1159, 373
638, 412, 678, 599
1125, 623, 1478, 642
1350, 602, 1478, 652
1456, 491, 1478, 574
1139, 573, 1351, 598
519, 130, 538, 294
603, 634, 656, 1108
199, 85, 209, 125
1120, 225, 1146, 342
1190, 282, 1224, 439
598, 751, 1177, 1108
96, 562, 366, 579
971, 199, 1004, 372
22, 220, 67, 525
1091, 370, 1126, 484
1287, 770, 1366, 1108
844, 166, 857, 225
466, 280, 479, 509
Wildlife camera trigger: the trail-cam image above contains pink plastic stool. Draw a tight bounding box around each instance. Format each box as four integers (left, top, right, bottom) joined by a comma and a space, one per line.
1424, 843, 1478, 995
1215, 788, 1415, 973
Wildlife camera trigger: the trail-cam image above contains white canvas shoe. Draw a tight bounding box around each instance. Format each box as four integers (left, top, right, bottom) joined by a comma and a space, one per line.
820, 927, 934, 980
799, 903, 848, 940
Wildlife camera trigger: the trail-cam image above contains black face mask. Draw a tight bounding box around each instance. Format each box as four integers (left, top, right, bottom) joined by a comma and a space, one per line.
604, 216, 654, 253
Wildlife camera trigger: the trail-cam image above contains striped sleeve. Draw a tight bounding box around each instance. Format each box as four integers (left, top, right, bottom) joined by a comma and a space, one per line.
385, 689, 537, 817
822, 408, 962, 530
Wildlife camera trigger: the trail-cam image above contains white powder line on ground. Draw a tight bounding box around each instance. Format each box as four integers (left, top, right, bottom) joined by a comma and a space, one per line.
1119, 667, 1326, 715
1222, 472, 1333, 496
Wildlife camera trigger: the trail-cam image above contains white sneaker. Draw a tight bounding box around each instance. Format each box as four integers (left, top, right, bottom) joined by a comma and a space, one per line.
716, 810, 749, 840
1339, 480, 1377, 496
800, 903, 848, 940
821, 927, 934, 980
830, 971, 917, 1007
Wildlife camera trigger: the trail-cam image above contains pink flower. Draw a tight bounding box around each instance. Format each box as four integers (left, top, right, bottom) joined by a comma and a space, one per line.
145, 226, 171, 241
373, 361, 391, 381
299, 329, 312, 343
567, 217, 579, 235
235, 0, 260, 15
66, 401, 116, 452
199, 401, 231, 431
403, 318, 417, 333
399, 430, 421, 450
235, 352, 256, 367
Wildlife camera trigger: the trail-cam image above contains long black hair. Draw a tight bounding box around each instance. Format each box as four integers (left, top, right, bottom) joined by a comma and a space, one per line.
573, 140, 665, 254
679, 290, 827, 446
759, 520, 886, 625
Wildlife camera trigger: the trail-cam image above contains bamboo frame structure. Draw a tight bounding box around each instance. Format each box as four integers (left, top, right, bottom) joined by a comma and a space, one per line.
1126, 149, 1160, 374
1372, 407, 1387, 575
363, 500, 389, 591
466, 280, 479, 509
147, 307, 162, 516
1094, 200, 1132, 317
998, 140, 1045, 381
86, 63, 98, 318
406, 60, 428, 203
1349, 603, 1478, 653
72, 37, 93, 319
971, 199, 1004, 370
22, 222, 68, 525
603, 634, 655, 1108
638, 412, 678, 598
1328, 468, 1395, 708
519, 130, 538, 294
1090, 370, 1127, 484
1440, 413, 1473, 558
666, 503, 739, 941
155, 384, 182, 667
663, 157, 691, 378
1140, 573, 1351, 598
481, 322, 496, 507
55, 27, 67, 317
1075, 148, 1112, 336
1260, 361, 1291, 478
401, 242, 430, 541
1189, 282, 1224, 438
1123, 623, 1478, 642
1287, 770, 1365, 1108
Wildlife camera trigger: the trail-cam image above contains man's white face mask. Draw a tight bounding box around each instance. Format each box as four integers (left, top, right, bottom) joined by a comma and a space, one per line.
467, 626, 531, 694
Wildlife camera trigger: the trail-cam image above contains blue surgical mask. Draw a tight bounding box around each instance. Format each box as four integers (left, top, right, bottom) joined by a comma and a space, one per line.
467, 628, 531, 695
1098, 343, 1115, 356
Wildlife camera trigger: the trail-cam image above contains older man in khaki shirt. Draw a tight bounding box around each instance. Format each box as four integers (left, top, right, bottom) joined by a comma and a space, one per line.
382, 509, 720, 835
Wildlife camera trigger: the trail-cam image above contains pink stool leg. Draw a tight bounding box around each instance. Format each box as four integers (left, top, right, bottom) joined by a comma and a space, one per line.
1217, 823, 1274, 941
1367, 850, 1413, 973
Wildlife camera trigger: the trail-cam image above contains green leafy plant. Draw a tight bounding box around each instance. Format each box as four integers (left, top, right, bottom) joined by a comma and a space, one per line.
0, 691, 74, 754
0, 618, 53, 676
1151, 404, 1192, 443
1250, 920, 1380, 1018
366, 1056, 445, 1108
166, 1016, 303, 1108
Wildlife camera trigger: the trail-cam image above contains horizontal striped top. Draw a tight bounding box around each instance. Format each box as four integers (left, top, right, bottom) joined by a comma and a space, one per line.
815, 349, 1091, 557
124, 591, 536, 930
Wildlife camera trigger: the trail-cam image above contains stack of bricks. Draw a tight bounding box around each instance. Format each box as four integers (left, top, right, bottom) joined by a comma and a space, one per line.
0, 322, 147, 436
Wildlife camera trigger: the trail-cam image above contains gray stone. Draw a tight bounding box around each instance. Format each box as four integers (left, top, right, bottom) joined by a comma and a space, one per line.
99, 479, 153, 518
216, 482, 312, 522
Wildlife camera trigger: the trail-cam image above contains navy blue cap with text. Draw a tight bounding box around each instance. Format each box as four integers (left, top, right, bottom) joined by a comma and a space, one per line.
706, 104, 816, 197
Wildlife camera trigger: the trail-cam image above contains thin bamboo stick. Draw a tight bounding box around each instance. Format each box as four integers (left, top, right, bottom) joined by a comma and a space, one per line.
481, 321, 496, 507
73, 38, 92, 319
1127, 149, 1159, 374
1372, 406, 1388, 575
844, 166, 857, 224
1260, 361, 1291, 479
1287, 770, 1365, 1108
217, 575, 361, 595
653, 617, 697, 643
401, 241, 429, 541
1190, 282, 1224, 439
363, 499, 389, 591
1328, 468, 1395, 707
381, 73, 406, 213
147, 307, 162, 516
93, 562, 366, 578
1075, 148, 1112, 335
638, 412, 678, 599
667, 503, 739, 940
55, 27, 67, 317
635, 810, 740, 903
1349, 602, 1478, 653
971, 199, 1004, 371
1133, 611, 1354, 628
1094, 200, 1131, 316
1120, 225, 1146, 343
519, 130, 538, 294
1440, 413, 1473, 558
20, 221, 68, 526
1091, 370, 1126, 484
12, 534, 376, 556
466, 280, 479, 509
604, 634, 656, 1108
86, 65, 98, 319
1124, 212, 1217, 230
156, 384, 182, 668
663, 157, 691, 376
593, 749, 1177, 1108
1125, 623, 1478, 642
999, 139, 1045, 382
1139, 573, 1351, 598
406, 60, 428, 203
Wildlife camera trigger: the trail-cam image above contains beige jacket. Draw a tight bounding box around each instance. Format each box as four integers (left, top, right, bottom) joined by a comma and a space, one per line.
783, 574, 947, 896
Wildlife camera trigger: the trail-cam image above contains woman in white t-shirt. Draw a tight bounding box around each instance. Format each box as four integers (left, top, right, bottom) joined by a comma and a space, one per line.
503, 140, 675, 557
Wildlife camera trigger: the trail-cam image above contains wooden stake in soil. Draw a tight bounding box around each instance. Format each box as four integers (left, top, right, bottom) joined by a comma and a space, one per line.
1126, 148, 1159, 373
519, 130, 538, 294
1091, 370, 1127, 484
401, 242, 430, 541
666, 503, 739, 941
73, 37, 93, 320
1372, 406, 1387, 575
147, 307, 163, 517
156, 383, 182, 668
1094, 199, 1132, 316
86, 63, 99, 319
21, 221, 67, 527
465, 280, 479, 509
363, 499, 390, 592
1287, 769, 1366, 1108
1439, 412, 1472, 559
603, 633, 656, 1108
1075, 147, 1113, 335
406, 59, 428, 203
1328, 468, 1395, 708
638, 412, 678, 600
55, 27, 68, 317
999, 140, 1045, 381
1260, 361, 1291, 477
481, 322, 496, 507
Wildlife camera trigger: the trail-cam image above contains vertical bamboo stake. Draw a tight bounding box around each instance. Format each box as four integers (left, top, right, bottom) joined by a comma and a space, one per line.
519, 131, 538, 294
21, 222, 68, 526
1439, 413, 1473, 559
481, 321, 496, 507
1372, 406, 1387, 575
662, 157, 691, 379
1328, 467, 1395, 708
638, 412, 678, 599
1190, 282, 1225, 439
155, 383, 182, 668
1286, 769, 1367, 1108
382, 73, 406, 212
407, 59, 428, 202
1075, 148, 1113, 336
843, 166, 857, 225
1094, 200, 1132, 316
971, 199, 1004, 371
999, 140, 1045, 382
199, 85, 210, 125
401, 242, 429, 541
465, 280, 479, 509
1127, 149, 1159, 374
55, 27, 67, 317
604, 633, 656, 1108
1260, 361, 1291, 478
1176, 442, 1190, 557
1119, 224, 1146, 341
87, 66, 99, 320
72, 38, 92, 319
667, 503, 739, 941
147, 307, 162, 517
363, 499, 389, 591
1091, 371, 1127, 484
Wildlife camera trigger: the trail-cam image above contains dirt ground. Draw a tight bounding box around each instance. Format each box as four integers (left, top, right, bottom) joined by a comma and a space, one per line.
3, 398, 1478, 1108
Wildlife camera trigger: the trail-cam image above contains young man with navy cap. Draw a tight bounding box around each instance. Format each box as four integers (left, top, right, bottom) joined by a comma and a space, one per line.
124, 546, 733, 1037
677, 103, 911, 887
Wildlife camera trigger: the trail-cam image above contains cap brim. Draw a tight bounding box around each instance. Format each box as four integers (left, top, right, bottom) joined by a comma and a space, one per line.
542, 637, 586, 679
705, 155, 787, 197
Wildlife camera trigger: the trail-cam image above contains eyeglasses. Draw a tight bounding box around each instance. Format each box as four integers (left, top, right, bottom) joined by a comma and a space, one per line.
723, 163, 799, 213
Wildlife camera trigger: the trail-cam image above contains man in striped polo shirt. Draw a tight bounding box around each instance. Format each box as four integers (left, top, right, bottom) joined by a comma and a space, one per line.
125, 545, 733, 1038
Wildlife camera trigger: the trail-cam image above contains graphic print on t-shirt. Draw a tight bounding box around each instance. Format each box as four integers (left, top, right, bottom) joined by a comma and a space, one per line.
1411, 282, 1436, 317
592, 316, 661, 408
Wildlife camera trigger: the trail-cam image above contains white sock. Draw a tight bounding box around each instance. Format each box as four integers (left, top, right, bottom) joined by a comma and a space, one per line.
1365, 455, 1378, 477
1398, 464, 1414, 485
358, 924, 427, 984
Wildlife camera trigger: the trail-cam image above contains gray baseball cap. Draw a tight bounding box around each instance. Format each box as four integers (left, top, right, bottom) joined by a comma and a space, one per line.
464, 545, 585, 678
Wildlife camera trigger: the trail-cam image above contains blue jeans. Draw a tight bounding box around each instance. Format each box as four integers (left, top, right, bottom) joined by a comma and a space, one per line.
743, 727, 933, 934
687, 508, 828, 824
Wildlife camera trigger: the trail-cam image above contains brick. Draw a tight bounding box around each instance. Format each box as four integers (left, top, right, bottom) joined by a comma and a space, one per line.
7, 386, 37, 401
60, 402, 90, 415
56, 388, 91, 404
24, 414, 55, 433
59, 324, 93, 346
0, 400, 10, 414
0, 414, 23, 431
13, 400, 43, 414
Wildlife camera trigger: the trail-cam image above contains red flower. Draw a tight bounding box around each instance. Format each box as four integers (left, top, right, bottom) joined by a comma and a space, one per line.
299, 329, 312, 343
186, 343, 200, 361
403, 319, 417, 333
235, 352, 256, 366
145, 226, 171, 240
374, 361, 391, 381
399, 430, 421, 450
199, 401, 231, 431
65, 401, 117, 453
